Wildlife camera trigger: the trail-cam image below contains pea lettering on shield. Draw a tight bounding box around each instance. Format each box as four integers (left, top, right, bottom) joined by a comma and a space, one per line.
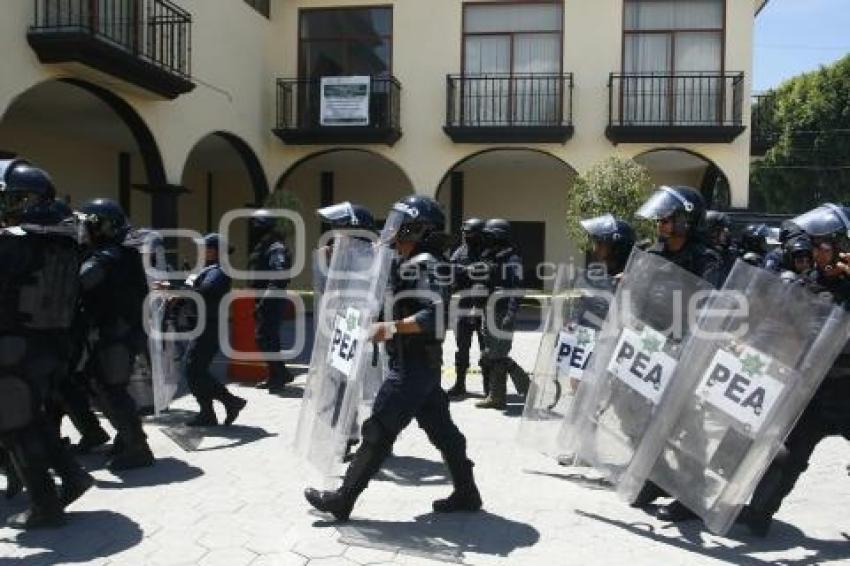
607, 327, 677, 405
329, 307, 363, 377
697, 348, 786, 435
555, 326, 596, 380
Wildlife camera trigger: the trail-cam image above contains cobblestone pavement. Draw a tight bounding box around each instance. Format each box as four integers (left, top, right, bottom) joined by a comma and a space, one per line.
2, 329, 850, 565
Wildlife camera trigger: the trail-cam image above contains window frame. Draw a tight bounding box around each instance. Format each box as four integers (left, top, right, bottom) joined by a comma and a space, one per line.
297, 5, 394, 79
460, 0, 565, 78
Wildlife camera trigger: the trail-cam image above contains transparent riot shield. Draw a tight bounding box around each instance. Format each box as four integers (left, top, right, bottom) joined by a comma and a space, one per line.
558, 249, 714, 483
293, 234, 395, 479
518, 266, 616, 456
148, 293, 185, 416
619, 260, 850, 534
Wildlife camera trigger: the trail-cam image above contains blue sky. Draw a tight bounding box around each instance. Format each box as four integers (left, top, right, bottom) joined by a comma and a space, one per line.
754, 0, 850, 91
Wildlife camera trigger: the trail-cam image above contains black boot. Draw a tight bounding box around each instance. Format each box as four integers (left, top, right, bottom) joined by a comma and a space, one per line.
222, 394, 247, 426
74, 428, 110, 454
44, 431, 94, 508
736, 506, 772, 537
1, 449, 22, 499
433, 457, 482, 513
304, 435, 390, 521
187, 400, 218, 427
262, 363, 294, 394
482, 367, 490, 397
656, 500, 698, 522
6, 438, 64, 529
630, 481, 667, 508
447, 367, 468, 398
507, 360, 530, 396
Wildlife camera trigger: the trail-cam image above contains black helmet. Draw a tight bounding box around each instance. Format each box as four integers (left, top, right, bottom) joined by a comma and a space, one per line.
462, 218, 485, 234
79, 198, 129, 243
784, 204, 850, 250
580, 214, 636, 271
250, 208, 278, 232
785, 233, 813, 256
705, 210, 731, 231
483, 218, 512, 243
389, 195, 445, 243
740, 223, 770, 254
0, 159, 56, 223
637, 185, 706, 236
196, 232, 234, 255
317, 201, 375, 231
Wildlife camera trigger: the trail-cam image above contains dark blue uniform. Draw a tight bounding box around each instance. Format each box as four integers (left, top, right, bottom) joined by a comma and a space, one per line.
185, 263, 232, 407
248, 235, 292, 387
450, 243, 486, 382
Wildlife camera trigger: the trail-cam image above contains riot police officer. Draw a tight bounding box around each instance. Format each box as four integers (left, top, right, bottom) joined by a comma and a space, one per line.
737, 204, 850, 536
475, 219, 531, 410
581, 214, 636, 277
78, 198, 154, 471
447, 218, 487, 398
184, 234, 247, 426
248, 209, 293, 394
739, 223, 771, 267
314, 201, 376, 304
630, 185, 722, 520
304, 195, 482, 521
705, 210, 735, 280
0, 159, 93, 528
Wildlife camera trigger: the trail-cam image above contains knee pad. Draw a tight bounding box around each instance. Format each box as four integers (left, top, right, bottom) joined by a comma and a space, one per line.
0, 377, 33, 431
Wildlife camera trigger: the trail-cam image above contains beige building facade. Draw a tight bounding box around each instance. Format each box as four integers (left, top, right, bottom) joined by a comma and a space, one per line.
0, 0, 768, 288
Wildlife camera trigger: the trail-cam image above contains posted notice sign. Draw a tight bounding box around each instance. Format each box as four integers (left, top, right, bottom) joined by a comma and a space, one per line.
320, 76, 370, 126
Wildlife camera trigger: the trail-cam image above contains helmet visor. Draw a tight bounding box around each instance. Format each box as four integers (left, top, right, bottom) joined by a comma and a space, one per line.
317, 202, 356, 226
788, 205, 850, 238
580, 214, 617, 240
636, 187, 694, 221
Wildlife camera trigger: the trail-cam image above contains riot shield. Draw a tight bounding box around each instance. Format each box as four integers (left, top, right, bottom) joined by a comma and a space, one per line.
558, 249, 714, 483
293, 234, 395, 478
518, 266, 616, 456
148, 293, 185, 416
619, 260, 850, 534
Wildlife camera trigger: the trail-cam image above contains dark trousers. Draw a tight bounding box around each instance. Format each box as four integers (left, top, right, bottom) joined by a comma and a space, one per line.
748, 378, 850, 522
255, 298, 290, 384
454, 316, 485, 372
185, 326, 229, 406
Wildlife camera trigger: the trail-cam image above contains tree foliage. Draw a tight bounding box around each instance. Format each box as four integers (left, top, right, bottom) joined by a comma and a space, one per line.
751, 54, 850, 213
566, 156, 655, 248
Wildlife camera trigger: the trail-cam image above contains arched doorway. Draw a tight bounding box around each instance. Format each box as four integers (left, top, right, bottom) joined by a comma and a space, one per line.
0, 78, 166, 227
437, 148, 578, 290
180, 132, 269, 269
634, 148, 731, 210
275, 149, 413, 289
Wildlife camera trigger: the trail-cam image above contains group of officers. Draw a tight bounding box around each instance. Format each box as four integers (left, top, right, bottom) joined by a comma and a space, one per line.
3, 153, 850, 540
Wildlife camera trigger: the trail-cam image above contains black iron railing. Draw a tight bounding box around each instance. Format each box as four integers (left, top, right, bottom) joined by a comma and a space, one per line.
31, 0, 192, 78
275, 76, 401, 132
609, 72, 744, 127
751, 93, 778, 153
446, 74, 573, 128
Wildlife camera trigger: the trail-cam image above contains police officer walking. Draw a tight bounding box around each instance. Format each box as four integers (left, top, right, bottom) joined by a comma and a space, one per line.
629, 185, 722, 520
0, 159, 93, 528
475, 219, 531, 410
736, 204, 850, 536
304, 196, 482, 521
248, 209, 294, 394
447, 218, 487, 398
184, 234, 247, 426
78, 198, 154, 471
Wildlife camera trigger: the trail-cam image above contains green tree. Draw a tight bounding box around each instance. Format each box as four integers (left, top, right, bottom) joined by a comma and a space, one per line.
566, 156, 654, 248
750, 54, 850, 213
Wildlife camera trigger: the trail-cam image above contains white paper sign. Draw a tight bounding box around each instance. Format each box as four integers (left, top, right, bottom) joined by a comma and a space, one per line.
328, 307, 363, 377
608, 326, 677, 405
320, 76, 370, 126
696, 347, 786, 435
555, 325, 596, 381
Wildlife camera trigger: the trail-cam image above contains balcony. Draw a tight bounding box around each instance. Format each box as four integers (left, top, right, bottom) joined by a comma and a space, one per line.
27, 0, 194, 100
606, 72, 746, 144
751, 93, 778, 156
273, 76, 402, 146
444, 74, 574, 144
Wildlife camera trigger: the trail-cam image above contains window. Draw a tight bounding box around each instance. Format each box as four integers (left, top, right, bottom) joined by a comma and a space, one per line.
244, 0, 270, 19
622, 0, 725, 124
462, 2, 563, 125
298, 7, 392, 78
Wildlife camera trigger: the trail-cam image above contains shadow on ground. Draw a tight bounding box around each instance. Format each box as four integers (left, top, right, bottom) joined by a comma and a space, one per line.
322, 511, 540, 564
95, 456, 203, 489
577, 509, 850, 566
0, 510, 142, 564
375, 455, 450, 486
